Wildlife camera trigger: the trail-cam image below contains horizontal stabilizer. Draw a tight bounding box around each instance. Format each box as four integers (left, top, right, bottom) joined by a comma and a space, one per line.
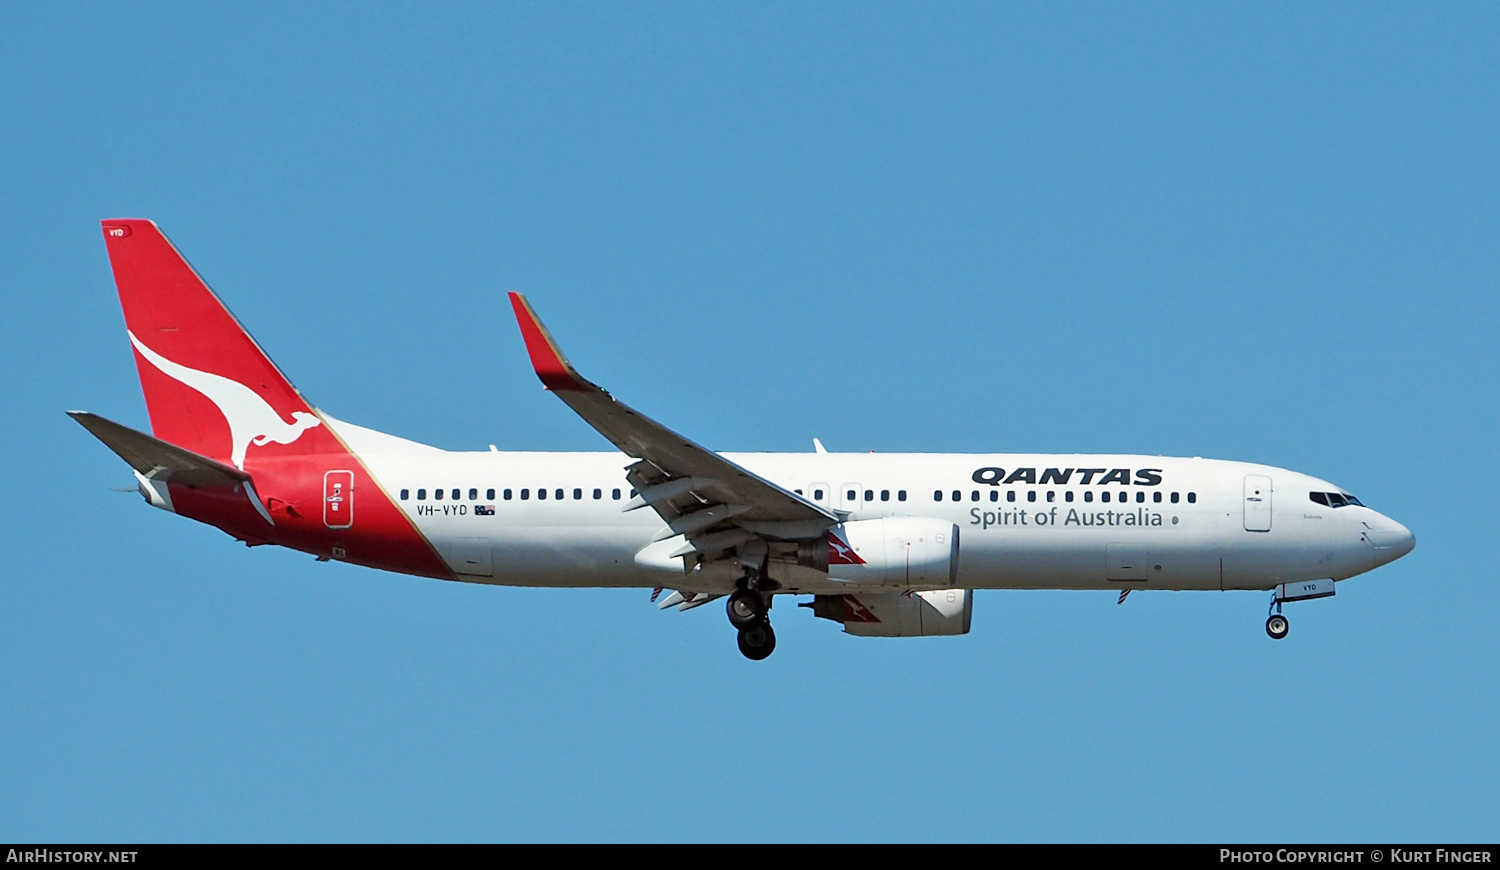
68, 411, 250, 488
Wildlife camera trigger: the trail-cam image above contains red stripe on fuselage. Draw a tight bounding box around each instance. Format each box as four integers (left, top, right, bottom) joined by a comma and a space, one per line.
171, 446, 455, 580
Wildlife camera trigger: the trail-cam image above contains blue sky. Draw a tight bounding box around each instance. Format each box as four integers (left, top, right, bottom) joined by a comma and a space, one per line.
2, 3, 1496, 842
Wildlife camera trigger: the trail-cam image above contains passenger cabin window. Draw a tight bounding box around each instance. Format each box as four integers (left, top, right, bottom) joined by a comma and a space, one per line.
521, 489, 530, 500
934, 490, 943, 502
538, 488, 547, 500
1047, 491, 1055, 503
434, 489, 443, 500
1153, 492, 1161, 503
1101, 491, 1110, 503
1171, 492, 1180, 503
417, 489, 426, 500
451, 489, 460, 500
952, 490, 961, 502
1084, 491, 1093, 503
593, 488, 602, 499
400, 489, 409, 500
898, 490, 907, 502
814, 489, 825, 500
487, 489, 496, 500
1027, 491, 1037, 503
555, 489, 564, 500
990, 490, 999, 502
1136, 492, 1145, 503
848, 490, 857, 501
574, 488, 583, 500
612, 488, 621, 500
469, 488, 478, 500
1187, 492, 1197, 503
880, 490, 890, 502
795, 489, 803, 495
864, 490, 874, 501
504, 489, 513, 500
1008, 490, 1016, 503
1065, 491, 1074, 503
971, 490, 980, 501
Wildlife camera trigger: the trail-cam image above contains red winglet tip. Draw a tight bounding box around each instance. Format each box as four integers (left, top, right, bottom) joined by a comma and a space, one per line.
508, 293, 589, 391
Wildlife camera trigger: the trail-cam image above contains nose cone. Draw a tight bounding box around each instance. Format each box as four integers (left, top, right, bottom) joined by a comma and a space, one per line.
1367, 516, 1416, 566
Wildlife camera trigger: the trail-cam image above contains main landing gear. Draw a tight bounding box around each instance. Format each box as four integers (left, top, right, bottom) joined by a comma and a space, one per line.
728, 589, 775, 660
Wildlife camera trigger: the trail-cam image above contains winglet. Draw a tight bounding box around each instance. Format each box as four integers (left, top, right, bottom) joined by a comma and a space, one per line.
508, 292, 592, 391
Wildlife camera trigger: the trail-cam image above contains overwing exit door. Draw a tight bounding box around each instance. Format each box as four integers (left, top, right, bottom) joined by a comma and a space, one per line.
840, 483, 862, 511
1244, 475, 1272, 532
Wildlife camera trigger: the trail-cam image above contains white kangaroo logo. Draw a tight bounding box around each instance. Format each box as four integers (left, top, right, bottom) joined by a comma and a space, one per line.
128, 331, 322, 470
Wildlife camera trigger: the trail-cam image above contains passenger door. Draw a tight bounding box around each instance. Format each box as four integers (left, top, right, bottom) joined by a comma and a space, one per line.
323, 470, 354, 529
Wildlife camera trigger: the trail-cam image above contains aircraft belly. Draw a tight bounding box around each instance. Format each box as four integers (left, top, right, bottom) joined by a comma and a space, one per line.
429, 526, 659, 588
956, 526, 1228, 591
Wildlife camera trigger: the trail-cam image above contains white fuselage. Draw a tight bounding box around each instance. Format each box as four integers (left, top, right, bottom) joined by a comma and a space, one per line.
332, 418, 1411, 596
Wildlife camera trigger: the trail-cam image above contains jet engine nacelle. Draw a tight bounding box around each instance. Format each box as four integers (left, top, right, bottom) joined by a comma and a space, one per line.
804, 589, 974, 637
827, 517, 959, 587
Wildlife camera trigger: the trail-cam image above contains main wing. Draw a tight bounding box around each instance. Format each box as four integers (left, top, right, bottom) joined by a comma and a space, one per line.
508, 293, 840, 587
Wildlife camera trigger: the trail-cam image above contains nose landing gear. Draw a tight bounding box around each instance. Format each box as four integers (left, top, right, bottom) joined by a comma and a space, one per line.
1264, 588, 1293, 640
1262, 579, 1335, 640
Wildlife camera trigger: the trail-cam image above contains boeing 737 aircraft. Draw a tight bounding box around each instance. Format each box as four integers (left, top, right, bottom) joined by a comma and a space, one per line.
74, 220, 1415, 659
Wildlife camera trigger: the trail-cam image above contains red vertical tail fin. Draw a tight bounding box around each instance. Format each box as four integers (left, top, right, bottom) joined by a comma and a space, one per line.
101, 219, 321, 470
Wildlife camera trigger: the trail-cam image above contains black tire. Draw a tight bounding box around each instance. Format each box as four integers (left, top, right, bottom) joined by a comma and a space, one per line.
727, 591, 765, 630
737, 623, 776, 660
1266, 614, 1290, 640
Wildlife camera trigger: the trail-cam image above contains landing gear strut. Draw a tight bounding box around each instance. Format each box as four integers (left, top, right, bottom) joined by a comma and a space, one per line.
1266, 595, 1289, 640
728, 585, 775, 660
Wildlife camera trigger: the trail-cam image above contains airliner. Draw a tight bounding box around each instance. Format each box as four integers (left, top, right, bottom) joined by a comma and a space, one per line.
74, 220, 1415, 660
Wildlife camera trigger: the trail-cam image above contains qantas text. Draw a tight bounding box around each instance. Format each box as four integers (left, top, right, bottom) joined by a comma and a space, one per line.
971, 467, 1163, 486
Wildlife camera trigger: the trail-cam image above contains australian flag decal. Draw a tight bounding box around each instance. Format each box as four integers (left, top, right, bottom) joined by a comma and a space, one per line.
475, 505, 496, 516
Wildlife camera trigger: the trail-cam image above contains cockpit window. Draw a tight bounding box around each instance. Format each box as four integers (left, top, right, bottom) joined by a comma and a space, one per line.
1310, 491, 1363, 508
